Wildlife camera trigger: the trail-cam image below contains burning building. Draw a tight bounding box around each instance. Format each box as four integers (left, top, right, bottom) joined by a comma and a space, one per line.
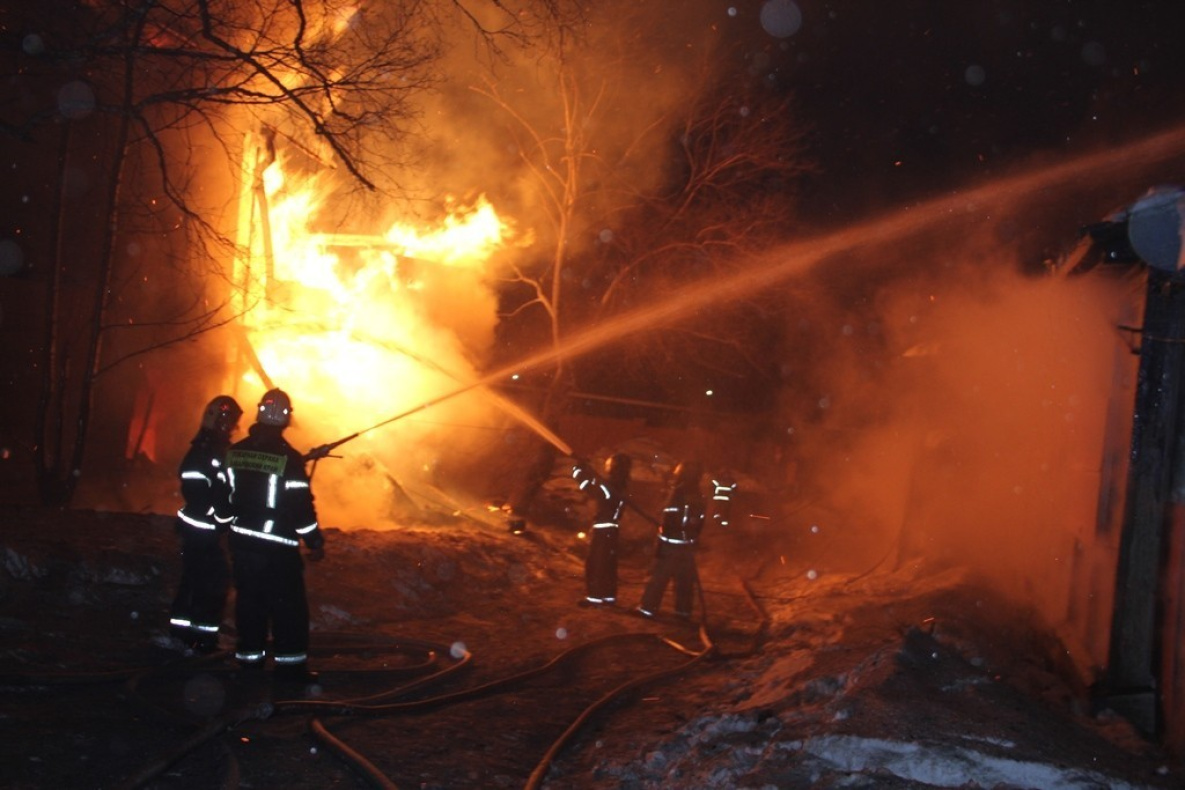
114, 129, 532, 529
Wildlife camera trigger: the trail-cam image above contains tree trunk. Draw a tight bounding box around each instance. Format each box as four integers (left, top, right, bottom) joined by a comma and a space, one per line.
1105, 269, 1185, 736
35, 120, 73, 505
55, 16, 142, 504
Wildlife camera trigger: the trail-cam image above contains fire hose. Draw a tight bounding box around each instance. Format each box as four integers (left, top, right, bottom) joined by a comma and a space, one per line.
302, 386, 479, 465
308, 718, 398, 790
303, 381, 572, 467
117, 634, 465, 790
117, 630, 711, 789
278, 631, 716, 790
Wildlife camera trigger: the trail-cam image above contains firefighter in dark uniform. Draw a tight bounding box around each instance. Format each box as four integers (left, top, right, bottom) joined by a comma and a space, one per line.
225, 388, 325, 685
708, 476, 737, 530
170, 395, 241, 653
573, 453, 632, 606
638, 459, 706, 620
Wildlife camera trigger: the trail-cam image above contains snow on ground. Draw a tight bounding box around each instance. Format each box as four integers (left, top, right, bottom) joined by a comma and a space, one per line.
584, 559, 1179, 789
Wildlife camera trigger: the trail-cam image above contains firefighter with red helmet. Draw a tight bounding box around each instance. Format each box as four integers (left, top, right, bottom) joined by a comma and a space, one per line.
638, 459, 706, 620
170, 395, 242, 653
225, 388, 325, 686
573, 453, 632, 606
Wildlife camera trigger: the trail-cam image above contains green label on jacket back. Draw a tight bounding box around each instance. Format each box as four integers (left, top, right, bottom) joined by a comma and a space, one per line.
226, 449, 288, 476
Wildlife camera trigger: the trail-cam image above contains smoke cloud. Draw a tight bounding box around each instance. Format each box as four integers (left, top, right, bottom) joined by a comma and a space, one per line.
80, 2, 749, 529
764, 207, 1141, 674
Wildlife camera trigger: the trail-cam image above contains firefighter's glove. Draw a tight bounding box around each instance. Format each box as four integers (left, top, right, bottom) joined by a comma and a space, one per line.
307, 546, 326, 563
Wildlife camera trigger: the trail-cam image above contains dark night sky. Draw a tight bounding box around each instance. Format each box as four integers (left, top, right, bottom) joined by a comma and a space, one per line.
730, 0, 1185, 223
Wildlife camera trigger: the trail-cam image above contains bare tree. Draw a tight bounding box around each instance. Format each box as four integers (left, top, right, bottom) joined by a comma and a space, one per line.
600, 85, 813, 309
471, 68, 602, 421
592, 82, 815, 403
1, 0, 581, 504
474, 38, 813, 418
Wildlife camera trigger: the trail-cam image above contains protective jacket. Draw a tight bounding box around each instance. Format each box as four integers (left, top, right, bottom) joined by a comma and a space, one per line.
176, 429, 232, 534
226, 424, 323, 552
709, 478, 737, 529
657, 483, 705, 545
573, 460, 627, 528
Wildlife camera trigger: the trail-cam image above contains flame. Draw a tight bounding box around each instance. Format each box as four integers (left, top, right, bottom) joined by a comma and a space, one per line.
230, 133, 518, 526
385, 197, 507, 266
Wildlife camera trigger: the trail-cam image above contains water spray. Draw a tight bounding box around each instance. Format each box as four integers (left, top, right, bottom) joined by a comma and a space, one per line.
302, 333, 574, 467
303, 377, 574, 463
306, 126, 1185, 471
438, 126, 1185, 418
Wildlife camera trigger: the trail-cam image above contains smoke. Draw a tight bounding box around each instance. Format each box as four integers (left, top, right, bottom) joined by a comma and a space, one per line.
257, 3, 744, 529
72, 0, 761, 527
224, 0, 754, 529
775, 217, 1139, 629
397, 1, 736, 260
79, 0, 1176, 580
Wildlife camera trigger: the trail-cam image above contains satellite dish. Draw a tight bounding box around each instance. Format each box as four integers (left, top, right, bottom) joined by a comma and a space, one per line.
1127, 185, 1185, 272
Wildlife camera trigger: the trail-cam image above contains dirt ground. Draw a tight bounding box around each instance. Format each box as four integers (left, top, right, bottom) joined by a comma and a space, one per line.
2, 503, 1183, 789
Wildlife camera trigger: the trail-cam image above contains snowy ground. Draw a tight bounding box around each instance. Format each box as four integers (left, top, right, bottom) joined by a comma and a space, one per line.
1, 502, 1182, 789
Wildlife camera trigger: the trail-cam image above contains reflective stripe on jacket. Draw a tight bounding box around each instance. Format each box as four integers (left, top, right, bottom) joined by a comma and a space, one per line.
226, 425, 323, 551
658, 484, 705, 544
572, 462, 626, 528
176, 431, 232, 532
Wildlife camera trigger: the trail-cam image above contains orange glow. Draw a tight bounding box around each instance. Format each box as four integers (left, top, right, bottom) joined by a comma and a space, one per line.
384, 197, 508, 266
230, 133, 519, 528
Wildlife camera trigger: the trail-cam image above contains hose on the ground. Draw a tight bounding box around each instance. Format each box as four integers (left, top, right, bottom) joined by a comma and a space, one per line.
108, 556, 766, 789
309, 717, 400, 790
271, 631, 666, 716
524, 625, 716, 790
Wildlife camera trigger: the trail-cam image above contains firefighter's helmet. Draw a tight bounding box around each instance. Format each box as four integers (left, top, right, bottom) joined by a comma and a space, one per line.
257, 388, 293, 427
672, 459, 703, 488
605, 453, 632, 485
201, 395, 242, 434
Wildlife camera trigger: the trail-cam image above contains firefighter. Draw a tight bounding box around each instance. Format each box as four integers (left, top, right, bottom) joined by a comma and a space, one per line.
638, 459, 706, 620
169, 395, 241, 653
708, 475, 737, 530
573, 453, 632, 606
225, 388, 325, 686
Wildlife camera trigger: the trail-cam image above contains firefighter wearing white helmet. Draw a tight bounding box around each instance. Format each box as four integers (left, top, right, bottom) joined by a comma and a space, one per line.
170, 395, 242, 653
225, 388, 325, 686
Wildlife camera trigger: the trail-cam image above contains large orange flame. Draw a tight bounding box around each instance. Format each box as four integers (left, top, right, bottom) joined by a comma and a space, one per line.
229, 133, 517, 527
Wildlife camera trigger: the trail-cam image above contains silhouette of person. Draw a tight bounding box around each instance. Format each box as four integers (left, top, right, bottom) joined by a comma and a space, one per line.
225, 388, 325, 686
638, 460, 705, 620
170, 395, 241, 653
573, 453, 632, 606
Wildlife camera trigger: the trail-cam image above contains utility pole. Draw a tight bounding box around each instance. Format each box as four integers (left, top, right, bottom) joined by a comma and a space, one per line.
1093, 187, 1185, 737
1106, 267, 1185, 735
